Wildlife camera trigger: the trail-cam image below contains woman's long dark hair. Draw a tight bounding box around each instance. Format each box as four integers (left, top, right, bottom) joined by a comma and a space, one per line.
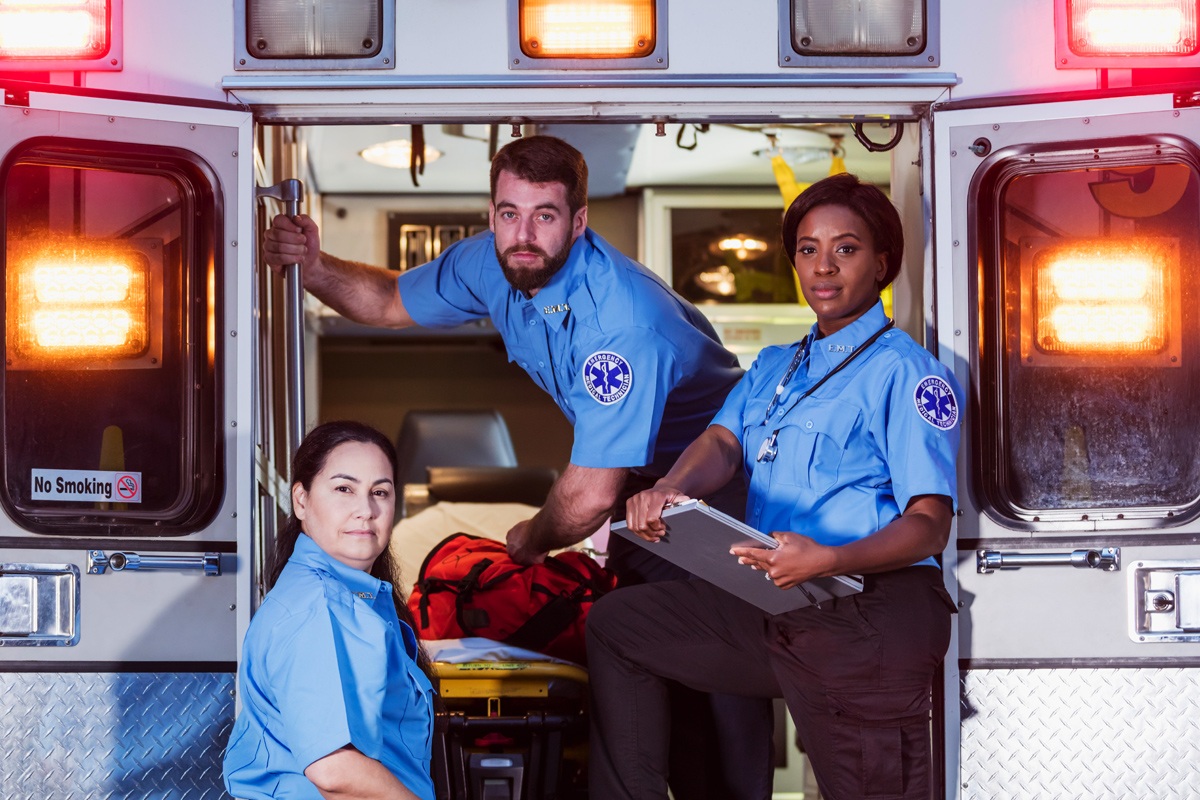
267, 420, 434, 680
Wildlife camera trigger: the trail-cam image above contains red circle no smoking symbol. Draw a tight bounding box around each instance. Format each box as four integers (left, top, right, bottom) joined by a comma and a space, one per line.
116, 474, 139, 500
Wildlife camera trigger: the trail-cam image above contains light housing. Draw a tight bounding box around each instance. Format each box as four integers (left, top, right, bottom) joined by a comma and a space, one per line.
779, 0, 939, 67
509, 0, 666, 69
1056, 0, 1200, 68
1020, 237, 1180, 365
235, 0, 394, 70
0, 0, 120, 71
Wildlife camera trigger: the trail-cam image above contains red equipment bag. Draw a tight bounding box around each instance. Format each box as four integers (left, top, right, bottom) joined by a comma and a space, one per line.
408, 533, 618, 665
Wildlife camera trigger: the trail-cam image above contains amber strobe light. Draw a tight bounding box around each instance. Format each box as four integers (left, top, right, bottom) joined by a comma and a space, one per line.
0, 0, 110, 59
1067, 0, 1198, 56
519, 0, 655, 58
12, 244, 149, 359
1032, 239, 1174, 355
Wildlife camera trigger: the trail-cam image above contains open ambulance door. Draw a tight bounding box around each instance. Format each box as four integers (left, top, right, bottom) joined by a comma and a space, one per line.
933, 89, 1200, 799
0, 83, 256, 798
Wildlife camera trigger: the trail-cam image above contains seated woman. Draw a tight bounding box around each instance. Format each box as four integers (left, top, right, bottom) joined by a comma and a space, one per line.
587, 173, 962, 800
224, 420, 436, 800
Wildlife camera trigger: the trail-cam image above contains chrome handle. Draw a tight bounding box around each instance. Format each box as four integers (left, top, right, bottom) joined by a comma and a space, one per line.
256, 178, 306, 460
88, 550, 221, 577
977, 547, 1120, 574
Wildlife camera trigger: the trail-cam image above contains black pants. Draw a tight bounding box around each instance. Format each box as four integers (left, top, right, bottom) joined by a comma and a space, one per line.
587, 567, 954, 800
598, 471, 776, 800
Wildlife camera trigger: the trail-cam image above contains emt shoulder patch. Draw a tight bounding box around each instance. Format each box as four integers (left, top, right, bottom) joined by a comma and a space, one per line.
913, 375, 959, 430
582, 350, 633, 405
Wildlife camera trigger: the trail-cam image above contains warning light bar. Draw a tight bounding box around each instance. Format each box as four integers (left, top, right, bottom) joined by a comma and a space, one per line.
0, 0, 107, 56
510, 0, 665, 68
1029, 238, 1177, 358
1056, 0, 1200, 67
0, 0, 119, 70
10, 244, 150, 361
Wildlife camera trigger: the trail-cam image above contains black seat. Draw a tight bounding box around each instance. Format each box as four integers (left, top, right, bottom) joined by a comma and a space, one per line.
394, 409, 519, 486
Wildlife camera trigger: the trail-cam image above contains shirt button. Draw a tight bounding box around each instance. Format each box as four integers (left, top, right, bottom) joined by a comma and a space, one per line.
520, 362, 527, 367
538, 361, 545, 367
529, 320, 536, 325
805, 420, 813, 429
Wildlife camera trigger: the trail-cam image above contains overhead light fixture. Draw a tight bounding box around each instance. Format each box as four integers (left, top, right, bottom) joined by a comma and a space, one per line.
695, 265, 737, 297
359, 139, 443, 170
714, 235, 770, 261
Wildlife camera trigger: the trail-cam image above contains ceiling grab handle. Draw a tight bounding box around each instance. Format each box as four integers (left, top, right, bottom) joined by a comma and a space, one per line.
255, 179, 306, 460
977, 547, 1120, 574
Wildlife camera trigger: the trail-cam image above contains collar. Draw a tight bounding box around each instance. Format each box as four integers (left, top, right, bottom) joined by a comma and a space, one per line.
291, 533, 389, 601
526, 231, 595, 330
805, 300, 890, 375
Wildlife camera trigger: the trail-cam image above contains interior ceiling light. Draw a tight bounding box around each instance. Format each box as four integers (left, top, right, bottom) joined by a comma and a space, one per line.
714, 235, 770, 261
359, 139, 444, 170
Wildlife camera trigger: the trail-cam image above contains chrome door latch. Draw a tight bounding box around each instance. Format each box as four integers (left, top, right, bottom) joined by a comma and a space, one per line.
1130, 560, 1200, 643
88, 550, 221, 576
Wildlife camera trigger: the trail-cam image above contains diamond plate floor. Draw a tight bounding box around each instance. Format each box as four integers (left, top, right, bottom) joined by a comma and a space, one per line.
0, 672, 234, 799
961, 667, 1200, 800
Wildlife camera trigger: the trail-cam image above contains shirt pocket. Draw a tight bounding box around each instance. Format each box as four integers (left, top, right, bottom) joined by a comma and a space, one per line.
399, 660, 435, 763
772, 399, 861, 494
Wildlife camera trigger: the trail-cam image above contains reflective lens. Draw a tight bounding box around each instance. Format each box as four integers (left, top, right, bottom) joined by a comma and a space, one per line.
0, 0, 108, 59
519, 0, 656, 58
791, 0, 925, 55
1067, 0, 1198, 56
1032, 239, 1174, 355
246, 0, 382, 58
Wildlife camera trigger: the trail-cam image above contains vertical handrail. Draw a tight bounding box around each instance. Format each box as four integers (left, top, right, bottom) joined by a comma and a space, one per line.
255, 179, 306, 460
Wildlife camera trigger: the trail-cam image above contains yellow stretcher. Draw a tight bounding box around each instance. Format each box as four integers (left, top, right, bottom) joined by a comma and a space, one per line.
392, 502, 595, 800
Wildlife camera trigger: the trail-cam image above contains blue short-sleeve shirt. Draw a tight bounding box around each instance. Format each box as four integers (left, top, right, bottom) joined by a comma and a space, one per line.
397, 229, 743, 473
223, 534, 435, 800
711, 302, 962, 567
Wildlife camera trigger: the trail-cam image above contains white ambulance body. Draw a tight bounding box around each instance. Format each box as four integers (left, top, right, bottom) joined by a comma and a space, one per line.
1, 1, 1198, 798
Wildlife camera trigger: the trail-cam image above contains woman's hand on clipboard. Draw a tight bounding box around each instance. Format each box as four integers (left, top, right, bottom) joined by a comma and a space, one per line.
625, 485, 692, 542
732, 532, 838, 590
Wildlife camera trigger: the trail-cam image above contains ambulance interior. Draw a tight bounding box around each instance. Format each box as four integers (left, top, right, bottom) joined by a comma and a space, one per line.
302, 120, 906, 477
278, 118, 910, 797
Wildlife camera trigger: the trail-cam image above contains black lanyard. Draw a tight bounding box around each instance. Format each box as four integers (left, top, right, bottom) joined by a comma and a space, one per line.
757, 319, 895, 462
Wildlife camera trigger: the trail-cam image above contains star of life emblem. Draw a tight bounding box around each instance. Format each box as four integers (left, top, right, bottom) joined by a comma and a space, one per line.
582, 351, 633, 405
914, 375, 958, 430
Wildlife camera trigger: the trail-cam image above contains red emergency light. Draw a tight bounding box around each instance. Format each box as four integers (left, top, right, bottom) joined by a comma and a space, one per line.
1056, 0, 1200, 68
0, 0, 120, 70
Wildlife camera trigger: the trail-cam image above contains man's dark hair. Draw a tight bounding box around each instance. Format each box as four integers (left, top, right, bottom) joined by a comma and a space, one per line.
781, 172, 905, 290
490, 135, 589, 214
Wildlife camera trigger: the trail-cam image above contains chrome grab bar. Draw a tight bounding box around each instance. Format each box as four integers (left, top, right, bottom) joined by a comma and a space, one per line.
977, 547, 1120, 574
255, 178, 306, 460
88, 550, 221, 577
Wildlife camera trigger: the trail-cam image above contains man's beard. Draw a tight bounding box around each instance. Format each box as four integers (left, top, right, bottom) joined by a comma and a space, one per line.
497, 239, 572, 295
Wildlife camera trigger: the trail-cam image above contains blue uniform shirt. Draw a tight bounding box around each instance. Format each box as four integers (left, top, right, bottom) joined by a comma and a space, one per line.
711, 302, 961, 568
397, 229, 743, 474
224, 534, 435, 800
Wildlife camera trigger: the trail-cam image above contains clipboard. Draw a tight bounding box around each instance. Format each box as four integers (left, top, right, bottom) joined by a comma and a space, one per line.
610, 499, 863, 615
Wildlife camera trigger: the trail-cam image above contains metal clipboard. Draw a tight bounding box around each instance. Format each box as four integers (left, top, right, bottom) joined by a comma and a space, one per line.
610, 499, 863, 615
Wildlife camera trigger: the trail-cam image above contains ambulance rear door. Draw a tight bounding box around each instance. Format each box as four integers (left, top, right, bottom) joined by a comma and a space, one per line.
0, 82, 255, 799
933, 89, 1200, 799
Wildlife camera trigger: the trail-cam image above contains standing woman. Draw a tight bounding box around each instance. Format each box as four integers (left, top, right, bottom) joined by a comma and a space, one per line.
224, 421, 436, 800
588, 173, 962, 800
